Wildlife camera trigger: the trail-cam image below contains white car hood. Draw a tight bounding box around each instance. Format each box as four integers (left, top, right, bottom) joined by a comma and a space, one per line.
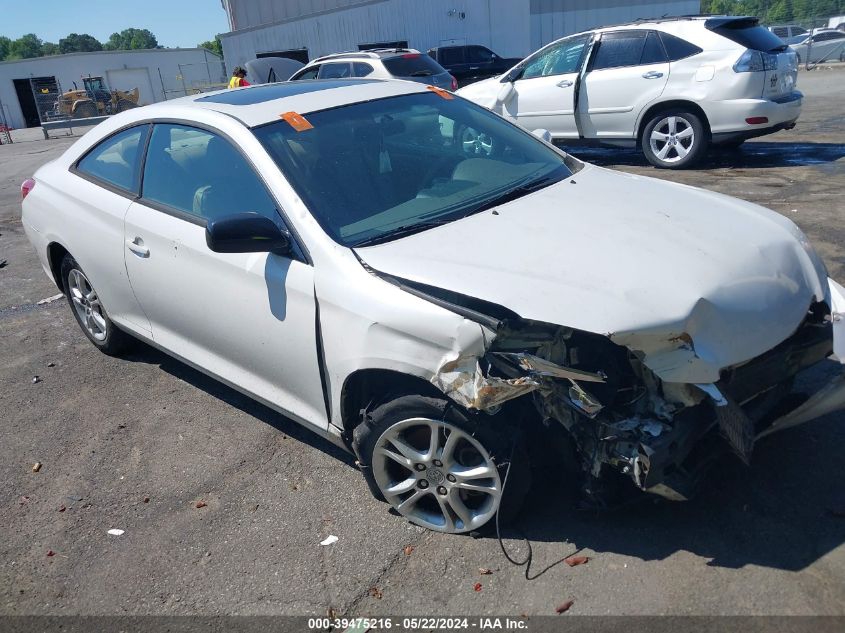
357, 165, 830, 383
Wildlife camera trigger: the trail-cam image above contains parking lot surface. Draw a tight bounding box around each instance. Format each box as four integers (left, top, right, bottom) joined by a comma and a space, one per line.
1, 67, 844, 618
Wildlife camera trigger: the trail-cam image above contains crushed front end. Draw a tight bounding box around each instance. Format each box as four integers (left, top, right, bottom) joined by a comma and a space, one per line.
432, 284, 845, 505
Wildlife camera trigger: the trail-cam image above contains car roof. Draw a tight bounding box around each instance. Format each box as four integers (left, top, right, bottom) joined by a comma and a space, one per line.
134, 78, 430, 128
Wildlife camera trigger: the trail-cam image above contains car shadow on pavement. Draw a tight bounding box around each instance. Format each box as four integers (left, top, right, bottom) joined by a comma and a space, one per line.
505, 364, 845, 572
565, 141, 845, 170
122, 342, 357, 468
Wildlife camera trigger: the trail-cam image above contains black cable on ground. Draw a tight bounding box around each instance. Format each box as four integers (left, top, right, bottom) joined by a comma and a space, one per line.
494, 442, 583, 581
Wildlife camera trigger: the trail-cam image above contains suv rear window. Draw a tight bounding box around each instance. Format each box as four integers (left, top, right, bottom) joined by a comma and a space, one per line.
706, 17, 787, 52
383, 53, 445, 77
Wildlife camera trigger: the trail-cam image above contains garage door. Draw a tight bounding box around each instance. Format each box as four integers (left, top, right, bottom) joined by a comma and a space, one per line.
106, 68, 155, 105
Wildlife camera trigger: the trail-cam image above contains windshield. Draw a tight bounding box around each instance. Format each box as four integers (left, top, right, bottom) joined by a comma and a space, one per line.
253, 91, 572, 247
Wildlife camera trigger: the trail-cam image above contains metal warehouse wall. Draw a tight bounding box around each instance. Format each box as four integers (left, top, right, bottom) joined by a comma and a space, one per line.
530, 0, 701, 49
220, 0, 533, 71
220, 0, 701, 72
0, 48, 220, 129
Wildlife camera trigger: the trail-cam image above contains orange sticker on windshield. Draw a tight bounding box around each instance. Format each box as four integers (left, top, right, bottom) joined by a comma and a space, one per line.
427, 85, 454, 100
280, 111, 314, 131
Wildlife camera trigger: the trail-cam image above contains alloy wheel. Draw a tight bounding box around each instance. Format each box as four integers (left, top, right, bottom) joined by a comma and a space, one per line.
649, 115, 696, 164
67, 269, 107, 341
371, 417, 502, 533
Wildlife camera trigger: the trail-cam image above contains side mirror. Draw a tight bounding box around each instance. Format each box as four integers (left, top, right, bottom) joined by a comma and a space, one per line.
206, 212, 292, 255
531, 128, 552, 143
496, 81, 515, 104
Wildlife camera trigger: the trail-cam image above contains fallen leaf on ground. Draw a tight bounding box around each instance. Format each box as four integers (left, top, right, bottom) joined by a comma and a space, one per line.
564, 555, 589, 567
195, 500, 207, 509
368, 586, 383, 599
403, 545, 414, 556
46, 550, 55, 557
479, 568, 493, 575
473, 583, 482, 592
143, 496, 150, 503
555, 600, 574, 614
58, 505, 66, 513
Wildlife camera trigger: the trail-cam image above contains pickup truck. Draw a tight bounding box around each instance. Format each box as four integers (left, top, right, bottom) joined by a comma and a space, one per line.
427, 45, 522, 86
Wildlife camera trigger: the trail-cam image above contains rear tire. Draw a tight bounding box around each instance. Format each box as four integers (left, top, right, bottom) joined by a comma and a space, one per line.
641, 109, 709, 169
60, 254, 131, 356
353, 394, 530, 534
72, 102, 97, 119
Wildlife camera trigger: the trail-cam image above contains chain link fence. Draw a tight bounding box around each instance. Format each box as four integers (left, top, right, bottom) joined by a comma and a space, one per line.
0, 99, 12, 144
158, 61, 228, 99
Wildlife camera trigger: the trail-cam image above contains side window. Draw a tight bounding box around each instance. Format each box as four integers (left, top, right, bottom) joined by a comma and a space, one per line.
591, 32, 647, 70
772, 27, 787, 38
318, 62, 351, 78
439, 47, 466, 65
521, 34, 590, 79
141, 124, 278, 223
659, 32, 703, 61
353, 62, 374, 77
291, 66, 320, 80
640, 31, 668, 64
76, 125, 148, 193
467, 46, 495, 63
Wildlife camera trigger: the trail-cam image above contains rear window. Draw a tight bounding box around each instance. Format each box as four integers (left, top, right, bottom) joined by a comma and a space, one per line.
383, 53, 445, 77
706, 17, 787, 52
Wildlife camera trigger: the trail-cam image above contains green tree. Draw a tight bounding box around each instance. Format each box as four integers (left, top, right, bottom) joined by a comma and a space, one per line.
41, 41, 60, 56
58, 33, 102, 54
103, 28, 158, 51
198, 36, 223, 57
8, 33, 43, 59
0, 35, 11, 60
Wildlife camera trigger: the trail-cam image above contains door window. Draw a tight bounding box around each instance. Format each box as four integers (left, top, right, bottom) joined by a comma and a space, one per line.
438, 47, 465, 65
318, 63, 352, 78
291, 66, 320, 80
467, 46, 495, 63
521, 35, 590, 79
76, 125, 148, 194
141, 124, 278, 223
591, 31, 652, 70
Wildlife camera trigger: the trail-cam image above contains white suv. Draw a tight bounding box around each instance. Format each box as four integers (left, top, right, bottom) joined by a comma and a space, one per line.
458, 16, 801, 168
290, 48, 457, 91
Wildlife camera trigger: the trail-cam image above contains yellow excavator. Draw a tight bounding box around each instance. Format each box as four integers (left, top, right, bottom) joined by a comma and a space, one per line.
56, 76, 139, 119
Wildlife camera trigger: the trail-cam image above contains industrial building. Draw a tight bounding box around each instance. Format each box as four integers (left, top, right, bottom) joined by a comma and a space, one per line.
0, 48, 223, 129
219, 0, 701, 70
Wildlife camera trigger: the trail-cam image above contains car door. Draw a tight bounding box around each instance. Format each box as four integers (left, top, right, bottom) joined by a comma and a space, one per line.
70, 124, 152, 334
810, 31, 845, 62
123, 122, 328, 429
508, 34, 591, 138
578, 30, 670, 139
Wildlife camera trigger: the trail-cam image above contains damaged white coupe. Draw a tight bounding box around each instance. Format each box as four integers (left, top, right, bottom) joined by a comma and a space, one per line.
22, 79, 845, 534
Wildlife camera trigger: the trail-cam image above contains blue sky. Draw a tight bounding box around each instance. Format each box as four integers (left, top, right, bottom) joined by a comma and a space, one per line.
0, 0, 230, 48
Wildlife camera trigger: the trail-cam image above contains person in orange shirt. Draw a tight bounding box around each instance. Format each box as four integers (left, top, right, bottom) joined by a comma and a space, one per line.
228, 67, 251, 88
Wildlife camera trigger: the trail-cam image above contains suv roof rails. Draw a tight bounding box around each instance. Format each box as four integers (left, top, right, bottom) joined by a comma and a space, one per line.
312, 50, 381, 62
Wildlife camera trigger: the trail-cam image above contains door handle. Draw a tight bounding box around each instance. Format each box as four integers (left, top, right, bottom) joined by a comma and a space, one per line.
556, 79, 574, 88
642, 71, 664, 79
126, 238, 150, 258
470, 66, 480, 70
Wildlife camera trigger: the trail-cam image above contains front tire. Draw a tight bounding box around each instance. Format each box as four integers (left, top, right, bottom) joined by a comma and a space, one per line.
354, 395, 529, 534
642, 110, 709, 169
61, 254, 131, 356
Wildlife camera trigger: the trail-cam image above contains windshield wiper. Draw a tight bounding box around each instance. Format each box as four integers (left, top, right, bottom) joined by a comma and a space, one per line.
353, 219, 453, 247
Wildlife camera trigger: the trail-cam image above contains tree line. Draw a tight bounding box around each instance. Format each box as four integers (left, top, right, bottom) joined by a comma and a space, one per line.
701, 0, 844, 24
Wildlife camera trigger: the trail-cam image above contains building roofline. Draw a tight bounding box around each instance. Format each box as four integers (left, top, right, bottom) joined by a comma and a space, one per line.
0, 47, 220, 67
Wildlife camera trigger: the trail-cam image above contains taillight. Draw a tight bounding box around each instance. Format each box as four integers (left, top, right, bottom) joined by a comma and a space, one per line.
733, 49, 778, 72
21, 178, 35, 200
450, 75, 458, 91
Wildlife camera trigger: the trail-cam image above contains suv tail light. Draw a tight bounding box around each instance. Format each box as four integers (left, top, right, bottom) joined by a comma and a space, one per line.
733, 49, 778, 72
21, 178, 35, 200
450, 75, 458, 91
